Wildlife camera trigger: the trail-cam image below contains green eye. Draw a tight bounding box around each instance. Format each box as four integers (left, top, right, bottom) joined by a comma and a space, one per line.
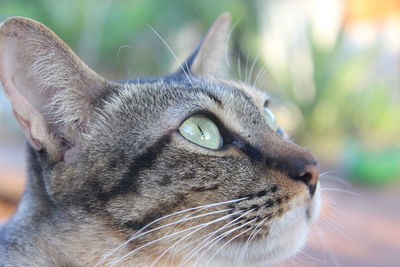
179, 114, 223, 150
263, 108, 278, 132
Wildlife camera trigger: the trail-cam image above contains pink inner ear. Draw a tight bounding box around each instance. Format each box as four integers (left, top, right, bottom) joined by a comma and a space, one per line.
1, 17, 111, 162
3, 36, 55, 113
13, 112, 42, 150
0, 36, 57, 157
3, 75, 48, 151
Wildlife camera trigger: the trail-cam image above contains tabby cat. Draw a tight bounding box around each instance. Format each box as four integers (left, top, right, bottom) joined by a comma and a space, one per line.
0, 13, 320, 266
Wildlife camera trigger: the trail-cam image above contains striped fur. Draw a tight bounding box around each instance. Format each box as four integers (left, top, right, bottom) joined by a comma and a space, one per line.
0, 14, 320, 266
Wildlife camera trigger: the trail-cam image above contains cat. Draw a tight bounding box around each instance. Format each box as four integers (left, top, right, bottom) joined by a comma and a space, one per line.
0, 13, 320, 267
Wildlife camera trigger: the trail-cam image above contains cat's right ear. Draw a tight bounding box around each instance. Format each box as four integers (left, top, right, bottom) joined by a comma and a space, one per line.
0, 17, 114, 162
183, 13, 231, 78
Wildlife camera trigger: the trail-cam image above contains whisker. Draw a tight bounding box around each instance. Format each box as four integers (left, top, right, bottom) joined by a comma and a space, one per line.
149, 209, 245, 267
178, 208, 256, 267
287, 258, 299, 267
320, 188, 361, 196
298, 250, 329, 264
320, 217, 355, 242
107, 209, 232, 266
292, 253, 319, 265
225, 17, 242, 69
248, 51, 262, 85
320, 171, 337, 177
237, 212, 269, 266
146, 24, 193, 86
245, 50, 250, 84
253, 65, 267, 88
131, 198, 246, 237
156, 210, 206, 264
320, 175, 354, 189
318, 212, 355, 242
313, 222, 342, 266
192, 218, 257, 266
309, 223, 332, 265
237, 53, 242, 80
109, 206, 244, 266
236, 206, 268, 264
95, 198, 246, 266
204, 219, 257, 266
117, 45, 134, 61
108, 222, 209, 266
117, 45, 167, 75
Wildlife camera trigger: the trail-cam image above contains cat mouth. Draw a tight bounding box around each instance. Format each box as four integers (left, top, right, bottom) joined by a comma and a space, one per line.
199, 184, 321, 266
306, 182, 321, 222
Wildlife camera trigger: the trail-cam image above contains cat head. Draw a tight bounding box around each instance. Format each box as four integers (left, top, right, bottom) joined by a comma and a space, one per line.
0, 14, 320, 266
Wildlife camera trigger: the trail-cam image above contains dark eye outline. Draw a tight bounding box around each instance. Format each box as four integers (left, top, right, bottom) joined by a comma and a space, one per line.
178, 112, 226, 151
178, 110, 249, 152
277, 127, 284, 137
178, 110, 276, 158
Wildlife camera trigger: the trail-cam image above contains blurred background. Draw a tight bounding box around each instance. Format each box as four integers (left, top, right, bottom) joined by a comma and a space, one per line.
0, 0, 399, 266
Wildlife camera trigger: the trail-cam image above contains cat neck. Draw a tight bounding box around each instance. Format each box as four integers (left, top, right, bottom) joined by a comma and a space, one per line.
0, 146, 126, 266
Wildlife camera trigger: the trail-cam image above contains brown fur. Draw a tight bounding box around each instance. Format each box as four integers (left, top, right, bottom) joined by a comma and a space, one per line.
0, 14, 320, 266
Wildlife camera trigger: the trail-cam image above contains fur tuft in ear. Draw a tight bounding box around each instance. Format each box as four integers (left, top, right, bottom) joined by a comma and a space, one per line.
0, 17, 113, 162
186, 12, 231, 77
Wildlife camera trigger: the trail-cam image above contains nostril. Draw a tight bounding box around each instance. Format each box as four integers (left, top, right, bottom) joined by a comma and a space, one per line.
291, 164, 319, 196
298, 171, 313, 184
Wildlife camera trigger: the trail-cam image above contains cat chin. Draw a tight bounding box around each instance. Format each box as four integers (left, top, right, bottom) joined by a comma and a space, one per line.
201, 185, 321, 267
308, 183, 322, 223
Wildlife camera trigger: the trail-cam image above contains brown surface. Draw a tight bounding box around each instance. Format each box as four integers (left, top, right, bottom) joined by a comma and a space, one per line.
0, 169, 24, 223
0, 141, 26, 223
0, 167, 25, 203
0, 200, 17, 224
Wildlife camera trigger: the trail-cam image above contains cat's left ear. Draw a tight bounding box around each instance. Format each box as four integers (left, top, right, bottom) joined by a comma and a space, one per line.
183, 13, 231, 77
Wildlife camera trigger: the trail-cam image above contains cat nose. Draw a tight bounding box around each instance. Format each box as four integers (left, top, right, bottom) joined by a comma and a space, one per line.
263, 142, 319, 196
289, 160, 319, 196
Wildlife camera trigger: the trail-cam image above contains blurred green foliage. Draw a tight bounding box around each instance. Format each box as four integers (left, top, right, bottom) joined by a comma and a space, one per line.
0, 0, 258, 77
285, 29, 400, 149
344, 142, 400, 184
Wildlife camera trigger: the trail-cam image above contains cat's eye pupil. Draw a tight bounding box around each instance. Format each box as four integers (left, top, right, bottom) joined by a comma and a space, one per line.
179, 114, 223, 150
197, 126, 205, 138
